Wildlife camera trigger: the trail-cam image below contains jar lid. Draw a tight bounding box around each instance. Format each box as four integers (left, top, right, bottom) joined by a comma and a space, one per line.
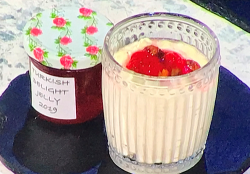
23, 7, 113, 70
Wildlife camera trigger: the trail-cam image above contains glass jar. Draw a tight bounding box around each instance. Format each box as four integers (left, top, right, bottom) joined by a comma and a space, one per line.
102, 13, 220, 173
23, 7, 113, 124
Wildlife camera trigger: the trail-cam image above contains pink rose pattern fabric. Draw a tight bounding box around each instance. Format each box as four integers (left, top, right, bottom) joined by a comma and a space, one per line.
30, 27, 42, 36
53, 17, 67, 27
25, 13, 50, 66
86, 26, 98, 35
50, 9, 78, 69
86, 46, 99, 55
60, 36, 72, 45
60, 55, 74, 69
33, 48, 44, 61
79, 7, 92, 17
78, 7, 101, 64
26, 7, 110, 69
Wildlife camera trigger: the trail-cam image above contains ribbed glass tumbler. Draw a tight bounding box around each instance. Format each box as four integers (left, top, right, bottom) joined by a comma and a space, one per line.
101, 13, 220, 174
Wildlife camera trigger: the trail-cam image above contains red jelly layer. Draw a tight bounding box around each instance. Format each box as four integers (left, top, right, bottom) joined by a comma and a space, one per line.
126, 45, 201, 77
30, 58, 103, 125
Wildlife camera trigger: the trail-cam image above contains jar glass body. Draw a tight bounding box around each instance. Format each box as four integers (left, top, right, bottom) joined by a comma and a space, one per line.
102, 13, 220, 173
29, 57, 103, 125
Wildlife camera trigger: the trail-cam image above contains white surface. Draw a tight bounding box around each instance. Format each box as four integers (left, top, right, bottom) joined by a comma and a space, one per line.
0, 0, 250, 173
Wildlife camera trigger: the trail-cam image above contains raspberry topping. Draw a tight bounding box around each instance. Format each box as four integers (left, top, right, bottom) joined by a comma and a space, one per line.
126, 51, 164, 76
126, 45, 201, 77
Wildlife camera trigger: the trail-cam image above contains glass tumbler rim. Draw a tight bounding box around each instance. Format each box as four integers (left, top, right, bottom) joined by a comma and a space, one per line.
103, 12, 220, 82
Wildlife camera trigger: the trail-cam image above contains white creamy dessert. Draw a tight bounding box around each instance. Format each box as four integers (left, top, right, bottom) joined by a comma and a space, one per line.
102, 38, 218, 165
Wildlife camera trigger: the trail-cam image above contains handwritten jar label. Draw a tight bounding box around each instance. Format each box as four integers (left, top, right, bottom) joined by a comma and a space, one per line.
30, 62, 76, 120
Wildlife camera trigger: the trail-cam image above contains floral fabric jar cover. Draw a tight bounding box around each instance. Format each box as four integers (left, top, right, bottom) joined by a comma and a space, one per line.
23, 7, 113, 70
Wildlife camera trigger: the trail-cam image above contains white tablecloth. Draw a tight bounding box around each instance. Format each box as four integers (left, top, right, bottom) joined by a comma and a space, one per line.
0, 0, 250, 173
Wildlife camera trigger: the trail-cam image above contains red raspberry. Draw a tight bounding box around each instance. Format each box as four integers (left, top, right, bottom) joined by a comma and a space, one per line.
186, 60, 201, 71
162, 51, 184, 73
126, 51, 164, 76
126, 44, 201, 77
181, 65, 192, 74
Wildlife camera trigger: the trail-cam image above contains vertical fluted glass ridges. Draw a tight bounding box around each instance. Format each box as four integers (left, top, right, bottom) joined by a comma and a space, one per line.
102, 13, 220, 174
